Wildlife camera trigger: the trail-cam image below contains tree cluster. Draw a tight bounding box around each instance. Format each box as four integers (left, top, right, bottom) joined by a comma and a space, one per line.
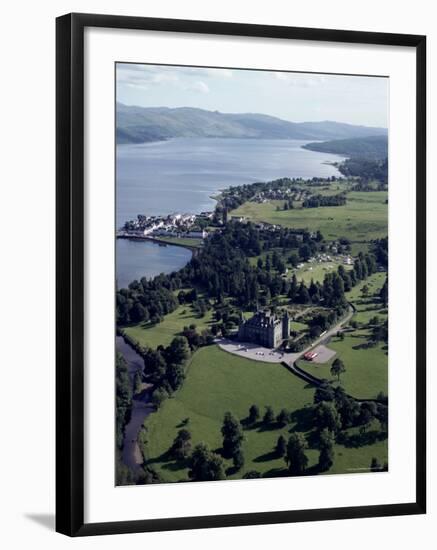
115, 352, 133, 450
221, 412, 245, 470
302, 193, 347, 208
339, 157, 388, 184
142, 336, 191, 406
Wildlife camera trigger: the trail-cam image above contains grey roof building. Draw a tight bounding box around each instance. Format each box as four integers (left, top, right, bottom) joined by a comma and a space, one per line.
238, 310, 290, 349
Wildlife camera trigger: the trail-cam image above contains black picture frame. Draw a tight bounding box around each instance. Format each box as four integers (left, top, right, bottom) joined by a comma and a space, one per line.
56, 12, 426, 537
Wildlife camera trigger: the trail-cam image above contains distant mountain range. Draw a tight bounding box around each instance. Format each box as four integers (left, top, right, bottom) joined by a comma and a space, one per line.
302, 135, 388, 159
116, 103, 388, 145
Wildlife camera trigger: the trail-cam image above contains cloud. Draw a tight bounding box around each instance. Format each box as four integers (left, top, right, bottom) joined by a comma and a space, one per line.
187, 81, 210, 93
274, 72, 327, 88
117, 64, 232, 92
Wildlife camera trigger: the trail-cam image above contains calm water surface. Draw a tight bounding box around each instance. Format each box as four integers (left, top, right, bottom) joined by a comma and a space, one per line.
116, 137, 344, 225
116, 238, 191, 289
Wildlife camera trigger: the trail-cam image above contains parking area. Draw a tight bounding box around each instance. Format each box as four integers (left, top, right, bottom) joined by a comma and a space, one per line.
305, 344, 337, 364
216, 339, 285, 363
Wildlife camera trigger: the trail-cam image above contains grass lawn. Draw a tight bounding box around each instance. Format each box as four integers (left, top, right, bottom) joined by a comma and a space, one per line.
293, 261, 352, 284
141, 345, 387, 482
155, 236, 204, 248
297, 271, 388, 399
290, 320, 307, 332
297, 332, 388, 399
124, 302, 214, 349
231, 191, 388, 242
345, 271, 388, 325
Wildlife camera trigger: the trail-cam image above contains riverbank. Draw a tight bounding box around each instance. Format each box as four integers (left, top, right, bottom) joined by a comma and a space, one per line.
116, 336, 155, 472
117, 232, 201, 250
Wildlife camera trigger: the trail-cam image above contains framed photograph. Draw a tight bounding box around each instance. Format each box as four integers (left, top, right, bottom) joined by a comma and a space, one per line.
56, 13, 426, 536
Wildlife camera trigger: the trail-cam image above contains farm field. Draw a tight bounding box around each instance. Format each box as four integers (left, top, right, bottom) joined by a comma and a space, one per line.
231, 191, 388, 242
141, 345, 387, 482
124, 301, 214, 349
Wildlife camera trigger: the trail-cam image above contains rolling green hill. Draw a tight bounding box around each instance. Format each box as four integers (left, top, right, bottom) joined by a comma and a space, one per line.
116, 103, 388, 144
302, 135, 388, 159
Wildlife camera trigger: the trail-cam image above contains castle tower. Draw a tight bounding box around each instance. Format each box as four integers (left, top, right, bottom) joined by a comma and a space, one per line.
282, 310, 290, 340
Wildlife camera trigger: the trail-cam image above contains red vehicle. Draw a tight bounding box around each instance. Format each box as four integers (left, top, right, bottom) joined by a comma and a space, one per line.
304, 351, 318, 361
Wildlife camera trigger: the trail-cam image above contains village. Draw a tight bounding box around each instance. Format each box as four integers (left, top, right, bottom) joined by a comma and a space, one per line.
118, 210, 214, 240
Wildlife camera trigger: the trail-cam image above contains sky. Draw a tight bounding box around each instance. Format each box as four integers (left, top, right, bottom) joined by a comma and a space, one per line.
116, 63, 388, 128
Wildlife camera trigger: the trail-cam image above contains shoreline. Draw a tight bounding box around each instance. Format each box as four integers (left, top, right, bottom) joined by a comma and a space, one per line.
117, 233, 200, 254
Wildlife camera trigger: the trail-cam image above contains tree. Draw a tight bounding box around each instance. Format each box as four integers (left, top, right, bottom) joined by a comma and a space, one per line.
166, 336, 191, 365
336, 395, 361, 429
376, 403, 388, 433
314, 382, 335, 404
263, 406, 275, 425
288, 254, 299, 268
188, 443, 225, 482
380, 277, 388, 307
358, 411, 372, 435
170, 429, 192, 461
151, 386, 169, 407
221, 412, 244, 458
233, 449, 245, 471
131, 302, 147, 323
243, 470, 261, 479
116, 353, 133, 449
275, 435, 287, 457
133, 369, 143, 396
165, 362, 185, 392
299, 243, 312, 262
135, 466, 162, 485
370, 457, 382, 472
285, 433, 308, 475
296, 282, 311, 304
276, 409, 291, 426
143, 348, 166, 385
318, 428, 335, 471
248, 404, 260, 425
330, 358, 346, 382
315, 401, 342, 433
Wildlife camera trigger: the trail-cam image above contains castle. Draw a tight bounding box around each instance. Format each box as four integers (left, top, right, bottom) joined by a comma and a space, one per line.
238, 310, 290, 349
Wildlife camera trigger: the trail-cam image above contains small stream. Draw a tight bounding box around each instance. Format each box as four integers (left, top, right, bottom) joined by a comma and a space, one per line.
116, 335, 155, 472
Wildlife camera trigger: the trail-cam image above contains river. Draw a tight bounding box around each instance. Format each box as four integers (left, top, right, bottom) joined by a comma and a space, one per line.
116, 336, 155, 472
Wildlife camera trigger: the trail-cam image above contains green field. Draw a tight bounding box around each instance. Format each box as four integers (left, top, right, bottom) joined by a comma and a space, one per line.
293, 261, 352, 284
345, 271, 388, 325
124, 302, 214, 349
155, 236, 204, 248
142, 345, 387, 481
231, 191, 388, 241
298, 332, 387, 399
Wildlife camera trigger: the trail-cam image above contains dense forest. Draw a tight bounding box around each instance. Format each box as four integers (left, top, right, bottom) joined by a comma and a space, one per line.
338, 157, 388, 184
303, 135, 388, 160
